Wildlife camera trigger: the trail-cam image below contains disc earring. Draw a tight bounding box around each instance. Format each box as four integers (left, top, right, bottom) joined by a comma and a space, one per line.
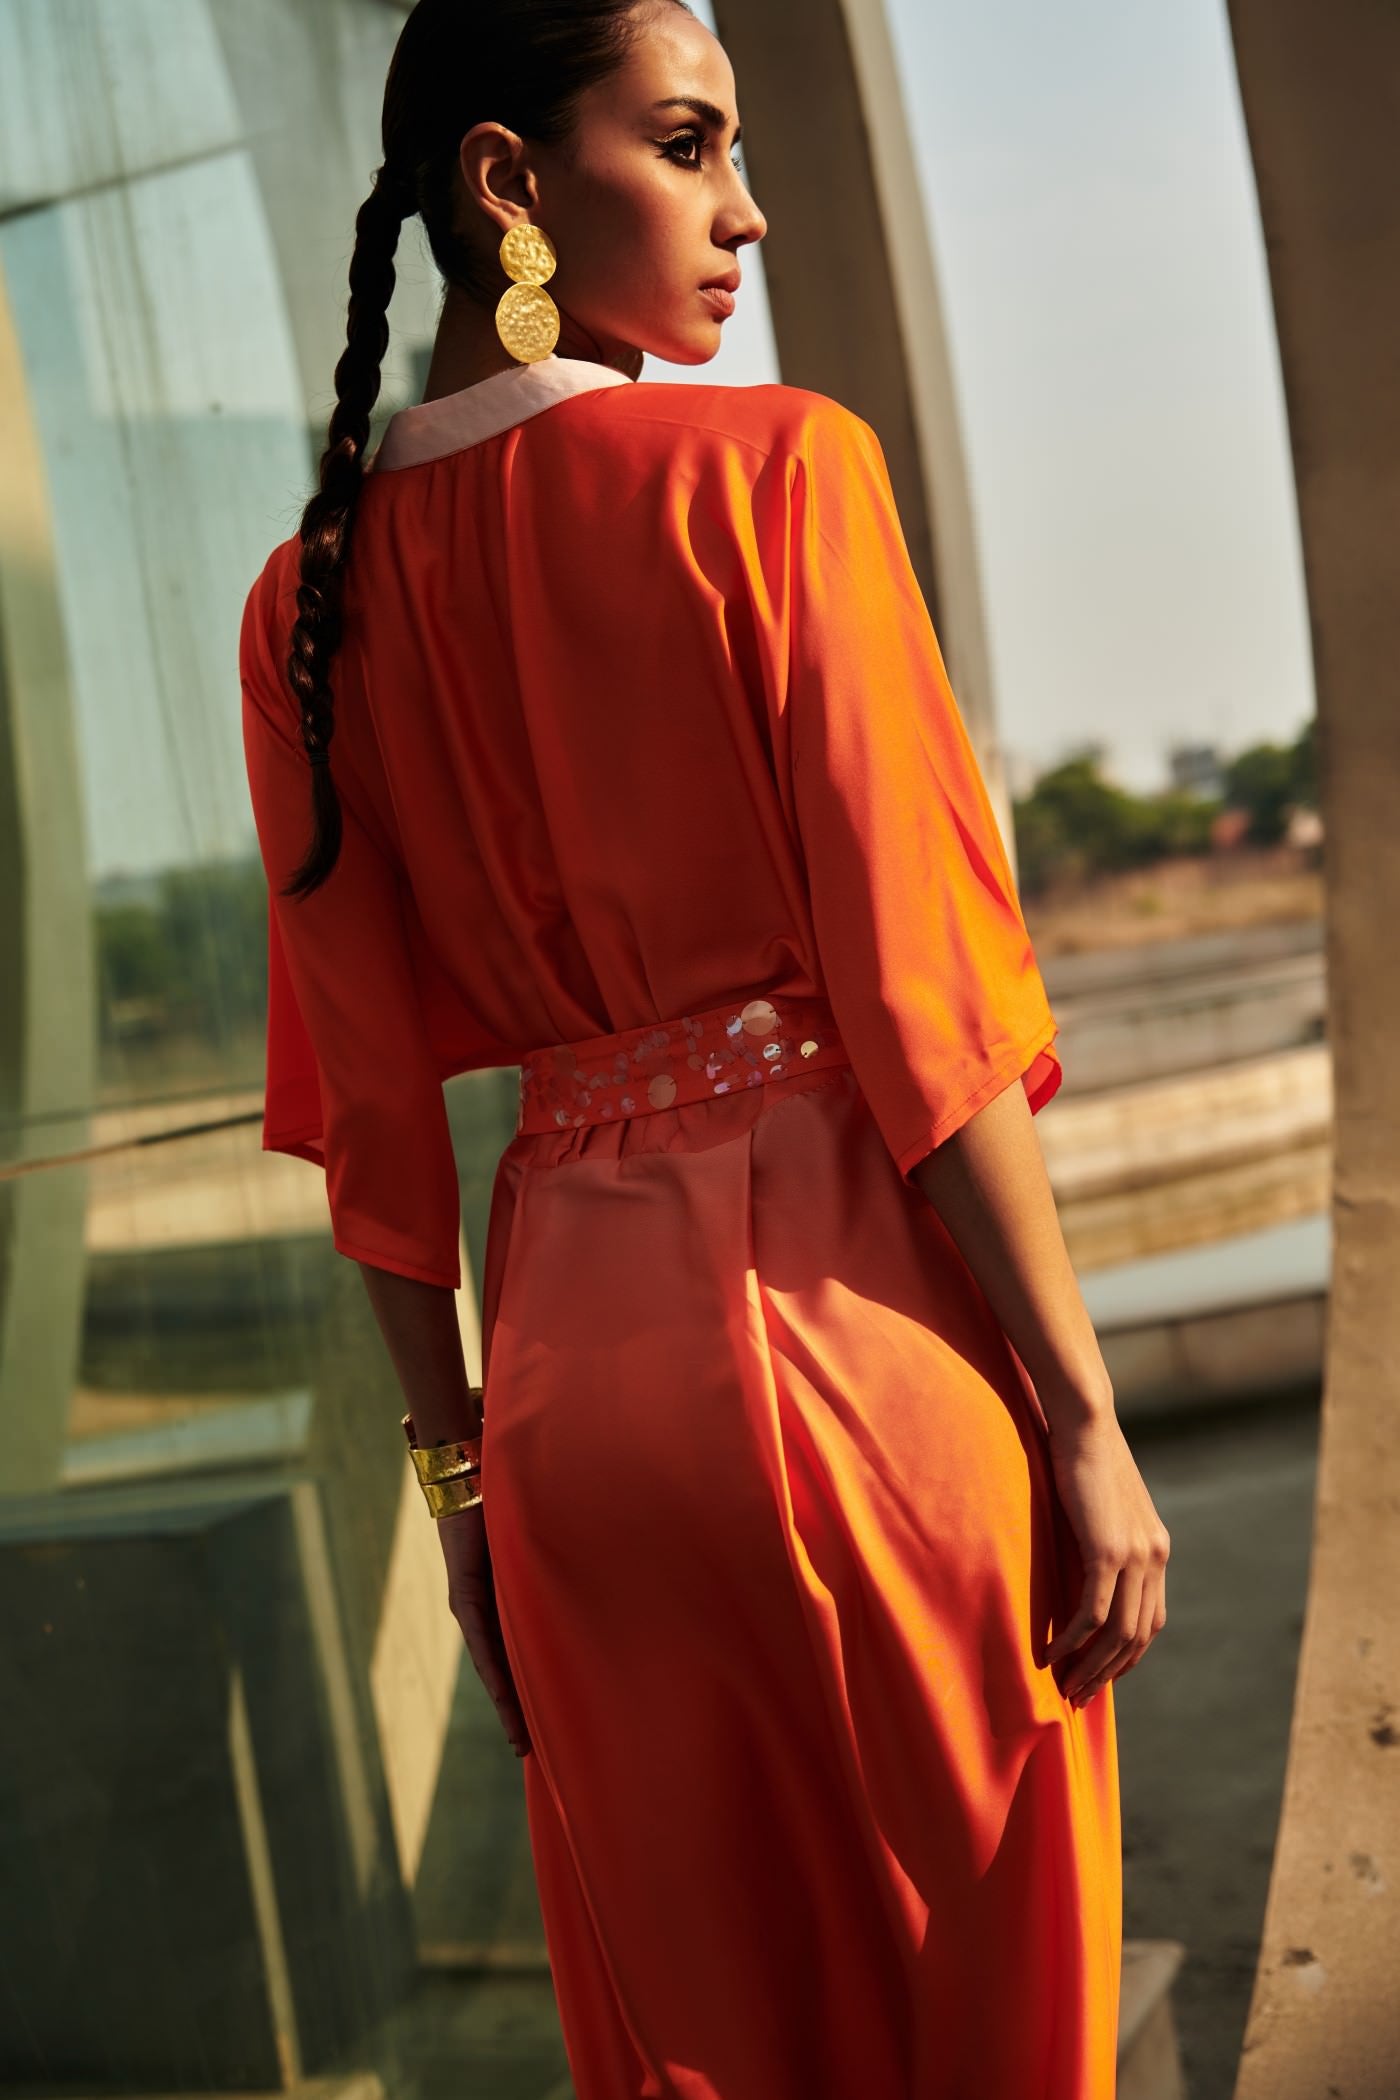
496, 224, 561, 363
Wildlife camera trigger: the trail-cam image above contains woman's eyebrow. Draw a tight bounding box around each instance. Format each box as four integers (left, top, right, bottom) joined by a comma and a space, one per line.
650, 95, 742, 146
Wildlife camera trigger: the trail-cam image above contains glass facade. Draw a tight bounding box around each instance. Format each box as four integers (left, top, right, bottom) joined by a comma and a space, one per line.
0, 3, 656, 2090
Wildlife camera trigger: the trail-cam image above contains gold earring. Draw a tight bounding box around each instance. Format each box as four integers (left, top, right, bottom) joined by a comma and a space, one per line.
496, 223, 561, 363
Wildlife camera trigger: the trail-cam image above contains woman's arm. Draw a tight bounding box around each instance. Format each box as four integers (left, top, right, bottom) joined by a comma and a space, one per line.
914, 1077, 1171, 1703
359, 1263, 528, 1756
909, 1077, 1113, 1435
357, 1267, 484, 1443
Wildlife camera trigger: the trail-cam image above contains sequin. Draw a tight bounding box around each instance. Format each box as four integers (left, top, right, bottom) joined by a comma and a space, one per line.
516, 991, 851, 1137
741, 998, 779, 1037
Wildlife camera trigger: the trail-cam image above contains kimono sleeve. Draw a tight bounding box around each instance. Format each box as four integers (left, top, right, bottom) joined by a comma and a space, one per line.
239, 554, 462, 1288
783, 397, 1062, 1181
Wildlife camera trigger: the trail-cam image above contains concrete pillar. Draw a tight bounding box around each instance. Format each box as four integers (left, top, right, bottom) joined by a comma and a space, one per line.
711, 0, 1013, 857
0, 264, 94, 1494
1225, 8, 1400, 2090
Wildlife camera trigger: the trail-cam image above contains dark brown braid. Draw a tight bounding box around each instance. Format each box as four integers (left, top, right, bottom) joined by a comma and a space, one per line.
280, 167, 411, 898
279, 0, 693, 900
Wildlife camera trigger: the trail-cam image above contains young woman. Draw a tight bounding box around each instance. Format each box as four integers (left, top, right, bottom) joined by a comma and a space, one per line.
240, 1, 1169, 2092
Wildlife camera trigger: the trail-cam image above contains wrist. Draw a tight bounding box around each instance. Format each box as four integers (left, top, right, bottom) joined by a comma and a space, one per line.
405, 1384, 485, 1445
1036, 1372, 1117, 1437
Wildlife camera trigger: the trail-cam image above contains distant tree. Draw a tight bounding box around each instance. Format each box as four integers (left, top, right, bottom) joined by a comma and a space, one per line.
95, 856, 270, 1050
1012, 756, 1216, 895
1221, 741, 1297, 845
1142, 790, 1218, 859
1013, 718, 1318, 893
98, 907, 171, 1025
1289, 715, 1318, 810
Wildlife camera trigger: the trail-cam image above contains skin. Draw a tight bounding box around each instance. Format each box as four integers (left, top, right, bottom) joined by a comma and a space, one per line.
910, 1084, 1170, 1710
363, 3, 1169, 1759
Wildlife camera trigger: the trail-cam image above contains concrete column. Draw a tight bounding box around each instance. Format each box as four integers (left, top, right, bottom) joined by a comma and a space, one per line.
711, 0, 1014, 858
0, 264, 94, 1494
1225, 8, 1400, 2090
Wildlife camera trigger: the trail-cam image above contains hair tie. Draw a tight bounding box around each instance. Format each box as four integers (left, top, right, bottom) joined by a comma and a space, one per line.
306, 745, 332, 768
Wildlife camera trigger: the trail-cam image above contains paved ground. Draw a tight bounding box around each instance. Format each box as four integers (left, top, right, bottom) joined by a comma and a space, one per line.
1118, 1384, 1319, 2100
339, 1386, 1320, 2100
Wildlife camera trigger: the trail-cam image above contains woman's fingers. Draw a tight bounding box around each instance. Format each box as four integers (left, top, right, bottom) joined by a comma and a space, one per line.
1064, 1555, 1168, 1706
454, 1587, 533, 1755
1046, 1554, 1120, 1673
1050, 1557, 1127, 1698
447, 1577, 532, 1755
1062, 1561, 1142, 1704
1040, 1414, 1171, 1707
436, 1516, 533, 1757
1105, 1565, 1168, 1691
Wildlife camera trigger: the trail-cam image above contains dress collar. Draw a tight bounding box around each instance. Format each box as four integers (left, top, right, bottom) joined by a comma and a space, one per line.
367, 354, 636, 472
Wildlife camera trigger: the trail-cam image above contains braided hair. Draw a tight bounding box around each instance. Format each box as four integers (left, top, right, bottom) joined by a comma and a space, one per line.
280, 0, 692, 899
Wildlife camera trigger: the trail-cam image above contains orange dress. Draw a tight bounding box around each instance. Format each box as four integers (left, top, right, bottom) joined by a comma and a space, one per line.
240, 355, 1121, 2099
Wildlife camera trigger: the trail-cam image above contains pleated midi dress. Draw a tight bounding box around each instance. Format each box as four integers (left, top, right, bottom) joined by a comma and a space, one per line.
240, 354, 1122, 2100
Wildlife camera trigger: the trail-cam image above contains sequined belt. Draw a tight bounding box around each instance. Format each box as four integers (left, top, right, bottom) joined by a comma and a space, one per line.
515, 991, 852, 1136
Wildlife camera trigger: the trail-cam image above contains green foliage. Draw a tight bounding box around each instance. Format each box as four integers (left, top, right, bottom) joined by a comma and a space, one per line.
96, 856, 270, 1050
1221, 743, 1294, 845
1217, 716, 1317, 844
1012, 716, 1316, 895
1011, 757, 1214, 896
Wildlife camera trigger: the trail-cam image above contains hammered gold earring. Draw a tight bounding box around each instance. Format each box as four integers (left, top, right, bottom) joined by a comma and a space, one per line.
496, 223, 561, 363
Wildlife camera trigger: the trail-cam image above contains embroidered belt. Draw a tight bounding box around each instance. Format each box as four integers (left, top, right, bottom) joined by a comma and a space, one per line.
515, 991, 852, 1136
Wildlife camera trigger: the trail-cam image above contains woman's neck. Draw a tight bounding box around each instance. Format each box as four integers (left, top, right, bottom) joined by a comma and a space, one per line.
419, 283, 642, 402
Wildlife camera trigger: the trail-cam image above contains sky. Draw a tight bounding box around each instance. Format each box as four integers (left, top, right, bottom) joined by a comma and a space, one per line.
677, 0, 1315, 797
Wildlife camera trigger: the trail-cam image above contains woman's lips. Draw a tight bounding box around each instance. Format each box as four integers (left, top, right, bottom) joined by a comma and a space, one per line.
699, 284, 736, 318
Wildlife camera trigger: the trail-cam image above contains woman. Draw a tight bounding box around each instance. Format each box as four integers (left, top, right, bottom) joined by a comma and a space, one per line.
240, 1, 1169, 2093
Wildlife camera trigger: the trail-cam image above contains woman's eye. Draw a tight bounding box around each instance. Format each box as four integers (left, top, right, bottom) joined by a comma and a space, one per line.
659, 131, 744, 173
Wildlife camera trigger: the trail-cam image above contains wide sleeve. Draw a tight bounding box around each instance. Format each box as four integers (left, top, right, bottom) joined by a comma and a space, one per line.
239, 552, 463, 1288
781, 396, 1062, 1181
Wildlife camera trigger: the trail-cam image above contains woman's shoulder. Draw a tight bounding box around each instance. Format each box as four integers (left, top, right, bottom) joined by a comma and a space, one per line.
242, 533, 298, 620
610, 374, 877, 470
239, 534, 301, 702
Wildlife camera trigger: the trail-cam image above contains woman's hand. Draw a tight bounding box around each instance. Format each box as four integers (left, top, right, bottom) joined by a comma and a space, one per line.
348, 1264, 531, 1755
908, 1082, 1170, 1710
435, 1504, 533, 1758
1042, 1410, 1171, 1706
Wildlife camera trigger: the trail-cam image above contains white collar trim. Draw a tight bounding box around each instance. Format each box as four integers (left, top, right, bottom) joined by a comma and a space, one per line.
367, 354, 635, 472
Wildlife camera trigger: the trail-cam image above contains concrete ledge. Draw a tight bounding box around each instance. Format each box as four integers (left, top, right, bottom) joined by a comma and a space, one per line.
1040, 1043, 1331, 1267
1082, 1214, 1328, 1418
1118, 1938, 1188, 2100
1041, 921, 1324, 1093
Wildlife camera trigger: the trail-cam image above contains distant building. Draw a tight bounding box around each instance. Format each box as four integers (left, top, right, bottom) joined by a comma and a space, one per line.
1168, 741, 1226, 799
